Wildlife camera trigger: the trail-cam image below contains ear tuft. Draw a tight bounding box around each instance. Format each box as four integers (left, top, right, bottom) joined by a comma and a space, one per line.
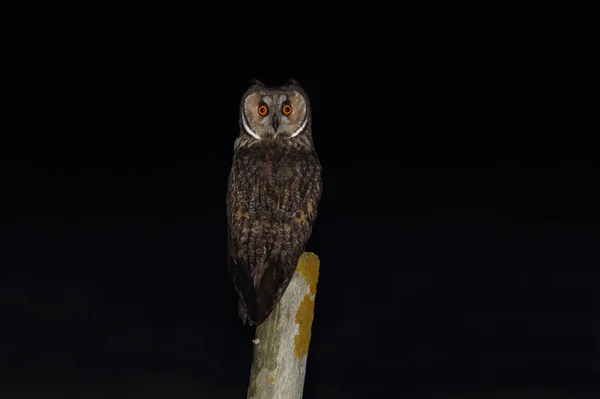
287, 78, 300, 86
250, 79, 265, 87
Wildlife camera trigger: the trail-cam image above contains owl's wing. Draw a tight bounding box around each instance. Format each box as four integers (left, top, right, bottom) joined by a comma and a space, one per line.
226, 152, 265, 324
226, 226, 257, 323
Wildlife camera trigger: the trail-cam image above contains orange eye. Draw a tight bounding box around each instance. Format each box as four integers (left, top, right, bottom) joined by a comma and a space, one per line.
282, 104, 293, 116
257, 104, 269, 116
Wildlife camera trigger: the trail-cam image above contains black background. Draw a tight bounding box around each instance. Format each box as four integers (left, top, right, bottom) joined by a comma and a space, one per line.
1, 1, 599, 398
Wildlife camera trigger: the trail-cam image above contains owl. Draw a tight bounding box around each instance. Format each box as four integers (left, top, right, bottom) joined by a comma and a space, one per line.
226, 79, 322, 326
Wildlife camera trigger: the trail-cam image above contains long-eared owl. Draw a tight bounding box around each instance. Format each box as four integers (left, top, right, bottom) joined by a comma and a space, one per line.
226, 79, 322, 326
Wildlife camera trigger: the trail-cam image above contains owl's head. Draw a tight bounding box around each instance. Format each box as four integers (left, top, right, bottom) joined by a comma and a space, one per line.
239, 79, 311, 142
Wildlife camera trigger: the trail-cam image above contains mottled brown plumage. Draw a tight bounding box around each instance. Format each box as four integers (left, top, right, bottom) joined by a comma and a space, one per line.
226, 80, 322, 326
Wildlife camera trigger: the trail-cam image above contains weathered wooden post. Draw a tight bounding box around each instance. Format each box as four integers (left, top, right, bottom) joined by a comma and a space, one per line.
247, 252, 320, 399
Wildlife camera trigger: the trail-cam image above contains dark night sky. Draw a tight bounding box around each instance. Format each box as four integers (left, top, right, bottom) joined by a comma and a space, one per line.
1, 1, 599, 398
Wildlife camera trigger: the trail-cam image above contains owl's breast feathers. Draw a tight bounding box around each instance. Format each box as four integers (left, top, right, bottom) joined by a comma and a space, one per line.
226, 142, 322, 325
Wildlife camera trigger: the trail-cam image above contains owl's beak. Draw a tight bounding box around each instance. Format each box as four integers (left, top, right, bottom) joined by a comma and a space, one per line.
271, 117, 279, 133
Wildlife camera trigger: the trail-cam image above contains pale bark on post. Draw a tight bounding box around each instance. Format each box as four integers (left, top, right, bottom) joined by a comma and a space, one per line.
247, 252, 320, 399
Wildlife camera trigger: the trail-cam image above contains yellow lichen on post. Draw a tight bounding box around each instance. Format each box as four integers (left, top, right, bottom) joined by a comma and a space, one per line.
295, 252, 320, 296
293, 252, 319, 359
293, 294, 315, 359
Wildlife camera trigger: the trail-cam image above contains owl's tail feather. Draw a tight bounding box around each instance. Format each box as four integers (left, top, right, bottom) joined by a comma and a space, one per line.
237, 296, 251, 326
237, 257, 301, 326
228, 255, 259, 326
232, 257, 290, 326
252, 253, 302, 325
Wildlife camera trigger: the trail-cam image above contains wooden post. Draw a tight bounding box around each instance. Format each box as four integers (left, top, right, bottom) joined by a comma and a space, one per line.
247, 252, 320, 399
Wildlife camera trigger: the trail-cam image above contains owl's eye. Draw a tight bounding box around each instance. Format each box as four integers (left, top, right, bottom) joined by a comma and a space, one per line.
282, 104, 293, 116
257, 105, 269, 116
